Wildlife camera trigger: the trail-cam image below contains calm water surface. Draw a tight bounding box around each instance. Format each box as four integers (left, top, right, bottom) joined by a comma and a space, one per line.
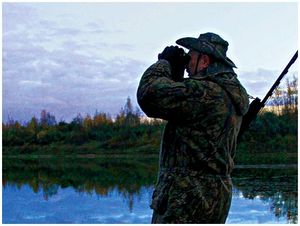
2, 156, 298, 224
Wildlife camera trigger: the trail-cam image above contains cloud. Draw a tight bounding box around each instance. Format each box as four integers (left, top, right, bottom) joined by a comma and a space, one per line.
3, 4, 146, 122
238, 68, 297, 107
85, 22, 105, 33
19, 80, 51, 87
238, 68, 278, 98
3, 3, 37, 31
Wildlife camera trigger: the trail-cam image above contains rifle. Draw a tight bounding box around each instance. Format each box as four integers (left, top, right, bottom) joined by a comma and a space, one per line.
238, 50, 298, 141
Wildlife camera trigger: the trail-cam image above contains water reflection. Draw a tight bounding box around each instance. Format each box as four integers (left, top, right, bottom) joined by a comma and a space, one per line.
3, 185, 153, 223
231, 168, 298, 224
3, 156, 158, 202
2, 156, 298, 223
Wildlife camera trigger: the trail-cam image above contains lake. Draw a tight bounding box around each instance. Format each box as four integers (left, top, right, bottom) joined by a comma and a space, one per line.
2, 156, 298, 224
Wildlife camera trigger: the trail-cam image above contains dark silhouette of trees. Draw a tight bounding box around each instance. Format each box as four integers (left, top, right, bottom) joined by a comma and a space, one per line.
2, 86, 297, 158
3, 97, 165, 154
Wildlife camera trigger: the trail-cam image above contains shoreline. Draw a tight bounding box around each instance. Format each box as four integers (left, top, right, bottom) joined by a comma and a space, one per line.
3, 154, 298, 168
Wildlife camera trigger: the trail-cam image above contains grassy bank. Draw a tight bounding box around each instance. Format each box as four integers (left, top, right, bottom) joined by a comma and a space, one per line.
235, 151, 297, 165
2, 141, 159, 156
3, 142, 297, 165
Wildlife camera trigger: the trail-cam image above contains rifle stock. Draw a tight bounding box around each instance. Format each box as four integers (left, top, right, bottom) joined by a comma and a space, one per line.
237, 98, 264, 141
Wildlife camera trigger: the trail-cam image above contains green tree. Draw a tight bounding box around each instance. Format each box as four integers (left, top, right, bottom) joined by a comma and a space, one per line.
93, 112, 112, 127
116, 97, 140, 127
282, 75, 297, 115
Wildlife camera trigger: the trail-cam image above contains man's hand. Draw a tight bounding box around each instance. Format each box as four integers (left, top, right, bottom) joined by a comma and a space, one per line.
158, 46, 190, 82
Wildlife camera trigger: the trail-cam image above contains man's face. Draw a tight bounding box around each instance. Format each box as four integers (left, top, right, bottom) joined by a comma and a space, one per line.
186, 50, 200, 76
186, 50, 210, 76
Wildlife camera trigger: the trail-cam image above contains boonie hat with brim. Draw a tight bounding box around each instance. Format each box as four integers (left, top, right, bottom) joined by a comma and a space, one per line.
176, 32, 236, 68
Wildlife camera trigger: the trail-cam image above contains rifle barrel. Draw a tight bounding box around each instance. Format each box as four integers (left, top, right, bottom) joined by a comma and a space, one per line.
261, 51, 298, 105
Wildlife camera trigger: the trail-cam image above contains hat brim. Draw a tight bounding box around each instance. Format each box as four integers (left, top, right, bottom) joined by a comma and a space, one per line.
176, 37, 199, 51
176, 37, 236, 68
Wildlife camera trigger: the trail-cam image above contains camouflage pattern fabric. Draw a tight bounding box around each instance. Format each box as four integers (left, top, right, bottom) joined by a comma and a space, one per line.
136, 59, 249, 223
151, 169, 232, 223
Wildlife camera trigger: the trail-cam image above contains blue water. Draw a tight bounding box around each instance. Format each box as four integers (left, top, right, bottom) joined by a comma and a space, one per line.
228, 192, 289, 224
2, 184, 293, 224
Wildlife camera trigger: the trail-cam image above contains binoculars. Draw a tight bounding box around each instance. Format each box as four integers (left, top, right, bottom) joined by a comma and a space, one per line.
158, 46, 191, 67
158, 45, 190, 82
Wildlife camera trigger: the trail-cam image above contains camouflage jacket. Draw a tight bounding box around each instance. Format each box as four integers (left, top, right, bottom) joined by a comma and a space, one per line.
137, 60, 249, 176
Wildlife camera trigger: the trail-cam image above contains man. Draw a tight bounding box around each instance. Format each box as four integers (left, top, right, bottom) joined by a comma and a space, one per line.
137, 32, 249, 223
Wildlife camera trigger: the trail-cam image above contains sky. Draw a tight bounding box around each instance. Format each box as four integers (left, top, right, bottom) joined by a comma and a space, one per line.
2, 2, 298, 123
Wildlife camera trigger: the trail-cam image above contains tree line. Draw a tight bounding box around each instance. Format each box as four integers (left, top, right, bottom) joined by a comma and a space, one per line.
2, 76, 297, 158
3, 97, 163, 154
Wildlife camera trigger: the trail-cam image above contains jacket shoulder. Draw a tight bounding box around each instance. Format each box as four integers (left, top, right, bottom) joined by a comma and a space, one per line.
144, 59, 171, 77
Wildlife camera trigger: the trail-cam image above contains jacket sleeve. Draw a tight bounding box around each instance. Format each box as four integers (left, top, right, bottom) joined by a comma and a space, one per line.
136, 60, 205, 121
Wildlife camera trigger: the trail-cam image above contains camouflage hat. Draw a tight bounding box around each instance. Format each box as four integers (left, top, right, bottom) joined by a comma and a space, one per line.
176, 32, 236, 68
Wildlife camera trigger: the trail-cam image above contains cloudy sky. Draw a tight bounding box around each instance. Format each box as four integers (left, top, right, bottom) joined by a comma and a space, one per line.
3, 2, 298, 123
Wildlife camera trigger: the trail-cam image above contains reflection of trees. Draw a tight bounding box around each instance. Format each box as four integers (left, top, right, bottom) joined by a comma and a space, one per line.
43, 184, 59, 200
232, 168, 297, 224
3, 156, 158, 209
270, 191, 298, 224
3, 157, 298, 222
